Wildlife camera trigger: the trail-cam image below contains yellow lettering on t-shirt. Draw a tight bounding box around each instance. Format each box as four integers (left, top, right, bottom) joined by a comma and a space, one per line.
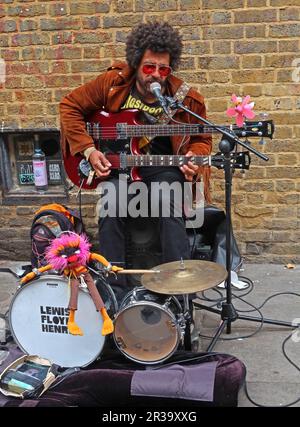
121, 94, 162, 117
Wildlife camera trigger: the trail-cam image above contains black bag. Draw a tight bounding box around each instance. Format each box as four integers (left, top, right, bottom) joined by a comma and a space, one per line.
211, 218, 242, 272
188, 205, 242, 271
30, 204, 84, 268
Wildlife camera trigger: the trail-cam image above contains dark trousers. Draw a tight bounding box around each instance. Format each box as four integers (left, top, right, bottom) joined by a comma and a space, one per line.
98, 169, 191, 303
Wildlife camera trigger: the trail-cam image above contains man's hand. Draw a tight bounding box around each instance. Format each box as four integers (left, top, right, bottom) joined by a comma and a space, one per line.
180, 150, 199, 182
89, 150, 112, 178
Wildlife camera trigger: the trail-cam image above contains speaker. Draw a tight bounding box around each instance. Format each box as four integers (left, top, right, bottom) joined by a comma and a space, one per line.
186, 228, 212, 261
125, 217, 162, 287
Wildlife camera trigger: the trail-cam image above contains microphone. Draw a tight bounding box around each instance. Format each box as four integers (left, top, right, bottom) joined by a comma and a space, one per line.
149, 82, 169, 115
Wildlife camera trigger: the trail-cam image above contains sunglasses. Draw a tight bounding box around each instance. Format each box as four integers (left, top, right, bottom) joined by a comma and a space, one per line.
142, 62, 172, 77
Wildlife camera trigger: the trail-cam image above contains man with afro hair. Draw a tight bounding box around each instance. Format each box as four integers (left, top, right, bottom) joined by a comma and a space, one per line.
60, 22, 212, 302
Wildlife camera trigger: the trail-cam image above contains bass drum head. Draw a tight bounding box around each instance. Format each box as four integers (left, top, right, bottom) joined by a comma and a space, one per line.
9, 274, 108, 368
113, 289, 181, 364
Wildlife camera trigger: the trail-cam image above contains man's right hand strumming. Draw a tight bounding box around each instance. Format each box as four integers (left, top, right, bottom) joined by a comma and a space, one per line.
89, 150, 112, 178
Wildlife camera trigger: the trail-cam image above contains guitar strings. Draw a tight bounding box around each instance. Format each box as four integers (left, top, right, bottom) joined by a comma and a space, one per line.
86, 123, 263, 137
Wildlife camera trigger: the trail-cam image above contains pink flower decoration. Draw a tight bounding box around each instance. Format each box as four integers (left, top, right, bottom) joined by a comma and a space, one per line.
226, 94, 255, 127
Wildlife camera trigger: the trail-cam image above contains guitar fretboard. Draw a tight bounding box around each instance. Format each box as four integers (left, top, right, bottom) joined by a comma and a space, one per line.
111, 154, 211, 168
118, 124, 206, 137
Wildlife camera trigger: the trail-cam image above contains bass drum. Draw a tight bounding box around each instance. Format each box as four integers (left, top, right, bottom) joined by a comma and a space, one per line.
9, 274, 117, 368
113, 287, 185, 364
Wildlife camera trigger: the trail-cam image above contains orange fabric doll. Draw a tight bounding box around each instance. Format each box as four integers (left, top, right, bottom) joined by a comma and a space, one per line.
20, 232, 123, 336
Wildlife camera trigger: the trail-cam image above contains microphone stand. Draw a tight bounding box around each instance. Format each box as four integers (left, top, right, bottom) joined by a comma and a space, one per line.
166, 97, 300, 352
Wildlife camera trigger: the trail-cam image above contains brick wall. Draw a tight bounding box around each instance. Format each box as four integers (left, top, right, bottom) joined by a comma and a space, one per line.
0, 0, 299, 264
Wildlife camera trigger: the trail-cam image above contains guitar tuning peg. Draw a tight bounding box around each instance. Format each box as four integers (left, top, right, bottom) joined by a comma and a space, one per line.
259, 112, 269, 120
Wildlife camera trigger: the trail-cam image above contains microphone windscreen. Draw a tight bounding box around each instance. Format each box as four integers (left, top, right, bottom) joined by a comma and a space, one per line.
149, 82, 161, 93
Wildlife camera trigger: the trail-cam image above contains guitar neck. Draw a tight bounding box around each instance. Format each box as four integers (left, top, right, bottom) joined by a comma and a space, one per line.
120, 124, 206, 137
89, 122, 273, 140
109, 153, 211, 167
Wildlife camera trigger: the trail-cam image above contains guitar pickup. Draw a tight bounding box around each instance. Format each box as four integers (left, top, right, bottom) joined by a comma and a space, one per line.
116, 123, 127, 139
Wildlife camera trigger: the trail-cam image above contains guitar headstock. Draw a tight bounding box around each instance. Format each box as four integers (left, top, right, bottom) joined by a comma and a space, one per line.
212, 151, 251, 170
233, 120, 274, 139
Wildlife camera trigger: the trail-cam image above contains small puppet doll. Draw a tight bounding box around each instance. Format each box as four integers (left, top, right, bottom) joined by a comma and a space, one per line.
20, 232, 123, 337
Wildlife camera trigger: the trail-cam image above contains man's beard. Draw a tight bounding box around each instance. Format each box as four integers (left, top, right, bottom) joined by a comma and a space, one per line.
136, 74, 167, 97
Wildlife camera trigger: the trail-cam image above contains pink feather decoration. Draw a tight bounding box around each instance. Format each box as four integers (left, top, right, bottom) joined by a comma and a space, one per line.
45, 233, 91, 271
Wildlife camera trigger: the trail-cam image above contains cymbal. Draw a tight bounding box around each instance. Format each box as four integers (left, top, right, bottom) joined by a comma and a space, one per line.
141, 260, 227, 294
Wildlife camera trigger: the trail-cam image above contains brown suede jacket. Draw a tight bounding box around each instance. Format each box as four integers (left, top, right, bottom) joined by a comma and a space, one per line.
60, 61, 212, 200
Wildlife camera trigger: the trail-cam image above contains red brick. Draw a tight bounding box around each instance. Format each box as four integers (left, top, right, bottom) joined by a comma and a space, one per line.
52, 32, 74, 45
0, 49, 19, 60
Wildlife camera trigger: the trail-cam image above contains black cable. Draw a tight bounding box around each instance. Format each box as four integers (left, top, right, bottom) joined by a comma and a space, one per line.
198, 287, 224, 302
195, 275, 254, 308
282, 328, 300, 373
78, 180, 83, 222
197, 298, 264, 342
237, 291, 300, 313
194, 282, 300, 407
243, 330, 300, 407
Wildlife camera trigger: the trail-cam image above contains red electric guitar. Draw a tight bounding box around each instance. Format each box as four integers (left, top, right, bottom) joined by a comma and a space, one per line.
63, 109, 274, 189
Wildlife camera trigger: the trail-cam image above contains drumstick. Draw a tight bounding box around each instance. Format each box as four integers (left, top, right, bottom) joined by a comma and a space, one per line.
116, 269, 160, 274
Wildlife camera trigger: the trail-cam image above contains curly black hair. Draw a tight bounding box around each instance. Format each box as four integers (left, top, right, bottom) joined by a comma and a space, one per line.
126, 22, 183, 70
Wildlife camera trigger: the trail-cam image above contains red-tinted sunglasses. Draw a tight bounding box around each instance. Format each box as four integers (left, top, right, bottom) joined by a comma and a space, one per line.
142, 62, 172, 77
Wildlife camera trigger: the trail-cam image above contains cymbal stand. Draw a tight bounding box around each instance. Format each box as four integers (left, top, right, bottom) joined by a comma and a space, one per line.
182, 293, 192, 351
167, 98, 300, 352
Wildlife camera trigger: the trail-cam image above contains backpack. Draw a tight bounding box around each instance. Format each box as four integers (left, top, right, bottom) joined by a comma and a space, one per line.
30, 203, 84, 268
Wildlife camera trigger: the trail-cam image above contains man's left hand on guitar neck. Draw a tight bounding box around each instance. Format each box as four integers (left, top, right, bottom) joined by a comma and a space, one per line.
180, 151, 199, 182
